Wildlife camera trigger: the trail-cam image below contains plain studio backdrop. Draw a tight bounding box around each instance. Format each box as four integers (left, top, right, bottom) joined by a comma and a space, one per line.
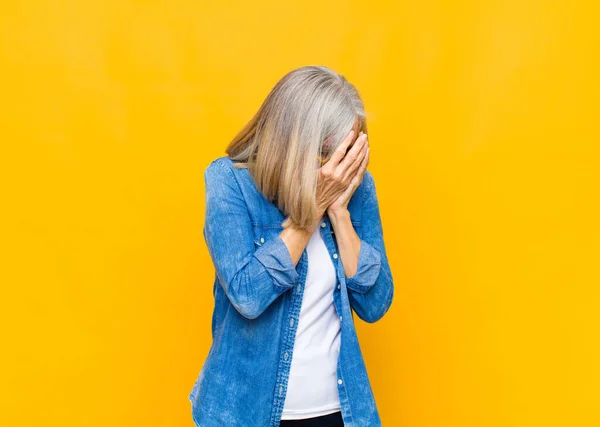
0, 1, 598, 426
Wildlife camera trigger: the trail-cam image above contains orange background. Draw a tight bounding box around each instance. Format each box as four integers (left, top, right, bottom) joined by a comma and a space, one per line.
1, 1, 599, 426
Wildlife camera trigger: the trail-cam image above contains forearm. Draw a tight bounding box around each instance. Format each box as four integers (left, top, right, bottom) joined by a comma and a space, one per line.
280, 209, 325, 266
328, 208, 360, 278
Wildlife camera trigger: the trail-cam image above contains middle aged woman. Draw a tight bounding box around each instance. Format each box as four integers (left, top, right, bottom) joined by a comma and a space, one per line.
188, 65, 394, 427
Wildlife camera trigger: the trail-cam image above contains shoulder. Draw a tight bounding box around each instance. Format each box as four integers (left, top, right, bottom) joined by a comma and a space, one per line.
204, 156, 244, 194
205, 155, 234, 174
346, 169, 375, 220
359, 169, 376, 205
362, 169, 375, 193
204, 156, 243, 184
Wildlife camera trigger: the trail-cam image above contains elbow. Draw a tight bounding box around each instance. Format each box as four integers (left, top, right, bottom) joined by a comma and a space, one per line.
378, 279, 395, 321
229, 296, 263, 320
222, 270, 265, 320
361, 279, 395, 324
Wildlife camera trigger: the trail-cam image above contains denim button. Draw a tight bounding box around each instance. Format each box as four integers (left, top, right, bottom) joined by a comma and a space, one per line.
284, 352, 289, 360
260, 237, 264, 243
337, 284, 341, 290
289, 318, 294, 327
333, 253, 338, 259
339, 315, 342, 321
338, 379, 343, 385
320, 222, 326, 228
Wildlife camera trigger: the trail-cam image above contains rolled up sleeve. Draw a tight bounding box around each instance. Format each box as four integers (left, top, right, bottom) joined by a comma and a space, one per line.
345, 239, 382, 294
203, 159, 298, 320
253, 235, 300, 289
346, 170, 395, 323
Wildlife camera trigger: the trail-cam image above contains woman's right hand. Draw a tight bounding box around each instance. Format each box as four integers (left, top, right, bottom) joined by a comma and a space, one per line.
316, 130, 369, 216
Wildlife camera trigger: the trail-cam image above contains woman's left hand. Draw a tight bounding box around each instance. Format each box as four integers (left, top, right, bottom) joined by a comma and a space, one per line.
327, 132, 370, 215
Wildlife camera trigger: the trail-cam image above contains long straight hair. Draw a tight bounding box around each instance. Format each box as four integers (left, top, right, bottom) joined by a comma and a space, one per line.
225, 65, 368, 230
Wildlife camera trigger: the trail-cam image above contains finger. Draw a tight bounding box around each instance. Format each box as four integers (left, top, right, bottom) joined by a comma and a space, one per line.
338, 133, 368, 172
327, 130, 356, 167
351, 145, 370, 186
343, 138, 368, 181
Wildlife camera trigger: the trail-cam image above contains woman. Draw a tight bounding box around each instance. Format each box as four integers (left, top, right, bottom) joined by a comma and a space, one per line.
188, 65, 394, 427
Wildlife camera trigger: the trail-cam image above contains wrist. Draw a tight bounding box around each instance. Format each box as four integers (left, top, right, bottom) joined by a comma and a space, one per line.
328, 207, 350, 223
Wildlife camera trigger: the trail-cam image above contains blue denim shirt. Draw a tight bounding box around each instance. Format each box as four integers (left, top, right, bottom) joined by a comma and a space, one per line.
188, 156, 394, 426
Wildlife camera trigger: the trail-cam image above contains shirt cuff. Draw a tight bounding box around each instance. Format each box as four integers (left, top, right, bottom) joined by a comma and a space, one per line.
345, 239, 382, 293
253, 235, 299, 289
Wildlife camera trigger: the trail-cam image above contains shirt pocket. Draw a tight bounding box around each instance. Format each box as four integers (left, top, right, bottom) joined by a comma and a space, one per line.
252, 223, 284, 248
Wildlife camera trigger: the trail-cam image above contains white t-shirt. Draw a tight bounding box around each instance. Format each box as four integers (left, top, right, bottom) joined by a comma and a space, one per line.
281, 220, 342, 419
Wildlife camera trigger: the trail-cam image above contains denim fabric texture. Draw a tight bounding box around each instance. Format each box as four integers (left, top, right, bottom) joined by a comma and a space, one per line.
188, 156, 394, 427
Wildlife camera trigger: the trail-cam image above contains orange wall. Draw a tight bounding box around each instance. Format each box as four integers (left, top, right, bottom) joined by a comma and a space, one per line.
1, 1, 599, 426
